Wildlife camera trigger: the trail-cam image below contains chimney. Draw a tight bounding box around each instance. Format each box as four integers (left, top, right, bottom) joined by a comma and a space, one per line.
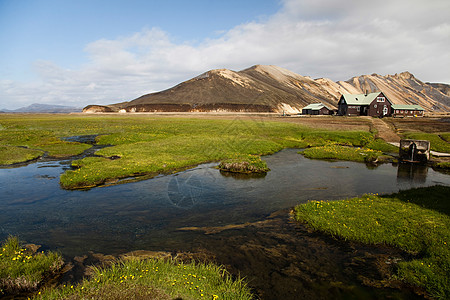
365, 89, 368, 96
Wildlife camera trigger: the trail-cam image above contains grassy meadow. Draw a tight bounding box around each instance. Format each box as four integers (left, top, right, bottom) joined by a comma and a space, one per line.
293, 186, 450, 299
0, 114, 395, 189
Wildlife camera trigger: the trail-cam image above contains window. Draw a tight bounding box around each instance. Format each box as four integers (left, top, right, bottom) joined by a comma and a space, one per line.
357, 106, 360, 112
377, 97, 385, 102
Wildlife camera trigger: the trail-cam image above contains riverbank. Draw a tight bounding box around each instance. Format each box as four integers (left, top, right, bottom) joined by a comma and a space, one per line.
293, 185, 450, 299
1, 114, 415, 189
4, 186, 449, 299
0, 237, 252, 300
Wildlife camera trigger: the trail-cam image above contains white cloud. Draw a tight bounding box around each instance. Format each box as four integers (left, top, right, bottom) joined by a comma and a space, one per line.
1, 0, 449, 110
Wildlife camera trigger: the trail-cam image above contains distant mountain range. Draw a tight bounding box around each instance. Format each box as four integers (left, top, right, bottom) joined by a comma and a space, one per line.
1, 103, 82, 113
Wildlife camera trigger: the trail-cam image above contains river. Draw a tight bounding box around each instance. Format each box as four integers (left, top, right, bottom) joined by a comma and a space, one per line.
1, 147, 449, 299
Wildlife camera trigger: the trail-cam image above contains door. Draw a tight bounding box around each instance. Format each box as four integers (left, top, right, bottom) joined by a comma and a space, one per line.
383, 105, 388, 116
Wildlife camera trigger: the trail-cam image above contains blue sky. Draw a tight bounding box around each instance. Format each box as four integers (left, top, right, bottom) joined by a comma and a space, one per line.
0, 0, 279, 81
1, 0, 449, 109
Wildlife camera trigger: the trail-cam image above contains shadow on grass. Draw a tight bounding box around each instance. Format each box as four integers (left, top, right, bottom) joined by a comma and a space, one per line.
391, 185, 450, 216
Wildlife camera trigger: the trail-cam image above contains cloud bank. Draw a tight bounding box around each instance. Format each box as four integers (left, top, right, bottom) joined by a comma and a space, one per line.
1, 0, 449, 110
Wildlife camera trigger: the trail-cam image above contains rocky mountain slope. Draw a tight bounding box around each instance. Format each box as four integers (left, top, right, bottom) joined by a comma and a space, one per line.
83, 65, 450, 113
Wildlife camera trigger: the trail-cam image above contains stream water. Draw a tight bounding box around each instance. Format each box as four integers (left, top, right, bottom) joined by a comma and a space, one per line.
1, 143, 449, 299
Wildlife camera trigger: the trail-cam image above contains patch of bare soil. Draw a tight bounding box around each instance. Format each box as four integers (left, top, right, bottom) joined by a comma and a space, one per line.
386, 117, 450, 134
140, 113, 373, 131
369, 118, 401, 143
273, 116, 372, 131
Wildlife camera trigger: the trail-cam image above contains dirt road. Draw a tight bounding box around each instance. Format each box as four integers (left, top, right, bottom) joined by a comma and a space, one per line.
368, 117, 401, 143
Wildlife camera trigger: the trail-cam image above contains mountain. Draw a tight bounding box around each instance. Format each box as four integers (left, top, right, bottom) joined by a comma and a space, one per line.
83, 65, 450, 114
1, 103, 82, 113
339, 72, 450, 111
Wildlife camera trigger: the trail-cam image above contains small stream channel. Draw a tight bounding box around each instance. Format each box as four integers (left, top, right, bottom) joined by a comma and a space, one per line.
1, 136, 449, 299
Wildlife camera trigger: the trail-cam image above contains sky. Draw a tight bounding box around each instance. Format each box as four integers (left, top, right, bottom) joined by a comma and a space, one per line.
0, 0, 449, 110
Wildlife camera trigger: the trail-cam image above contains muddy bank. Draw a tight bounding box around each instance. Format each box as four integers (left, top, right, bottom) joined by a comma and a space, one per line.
177, 210, 426, 300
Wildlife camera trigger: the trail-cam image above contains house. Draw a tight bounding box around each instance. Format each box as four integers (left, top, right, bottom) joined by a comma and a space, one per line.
391, 104, 424, 117
338, 92, 392, 117
302, 103, 332, 115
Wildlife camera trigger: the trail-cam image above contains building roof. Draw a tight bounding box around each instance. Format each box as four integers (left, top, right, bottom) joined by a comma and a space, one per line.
302, 103, 330, 110
340, 92, 385, 105
391, 104, 424, 111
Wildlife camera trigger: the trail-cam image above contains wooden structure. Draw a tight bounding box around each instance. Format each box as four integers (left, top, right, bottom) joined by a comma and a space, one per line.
391, 104, 424, 117
399, 139, 430, 163
301, 103, 332, 115
337, 92, 392, 117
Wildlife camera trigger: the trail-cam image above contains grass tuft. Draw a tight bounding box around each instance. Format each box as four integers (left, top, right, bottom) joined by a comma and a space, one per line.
35, 258, 253, 300
0, 236, 63, 296
219, 155, 270, 173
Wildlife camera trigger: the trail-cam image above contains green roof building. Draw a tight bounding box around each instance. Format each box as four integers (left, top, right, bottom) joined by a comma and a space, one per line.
302, 103, 332, 115
392, 104, 424, 117
337, 91, 393, 117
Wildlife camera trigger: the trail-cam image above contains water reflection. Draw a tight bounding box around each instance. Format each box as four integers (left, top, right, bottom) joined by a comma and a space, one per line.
397, 163, 428, 183
219, 170, 267, 179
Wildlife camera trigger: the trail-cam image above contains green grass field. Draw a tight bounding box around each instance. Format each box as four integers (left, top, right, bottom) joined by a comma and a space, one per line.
0, 114, 386, 189
293, 186, 450, 299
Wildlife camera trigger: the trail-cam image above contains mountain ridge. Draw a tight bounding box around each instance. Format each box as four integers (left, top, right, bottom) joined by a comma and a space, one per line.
83, 65, 450, 114
1, 103, 82, 113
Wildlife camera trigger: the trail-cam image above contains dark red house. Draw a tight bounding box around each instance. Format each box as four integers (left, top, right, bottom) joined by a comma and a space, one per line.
338, 92, 392, 117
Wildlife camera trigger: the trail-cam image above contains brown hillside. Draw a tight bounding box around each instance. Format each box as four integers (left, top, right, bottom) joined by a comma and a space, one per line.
340, 72, 450, 111
83, 65, 450, 113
